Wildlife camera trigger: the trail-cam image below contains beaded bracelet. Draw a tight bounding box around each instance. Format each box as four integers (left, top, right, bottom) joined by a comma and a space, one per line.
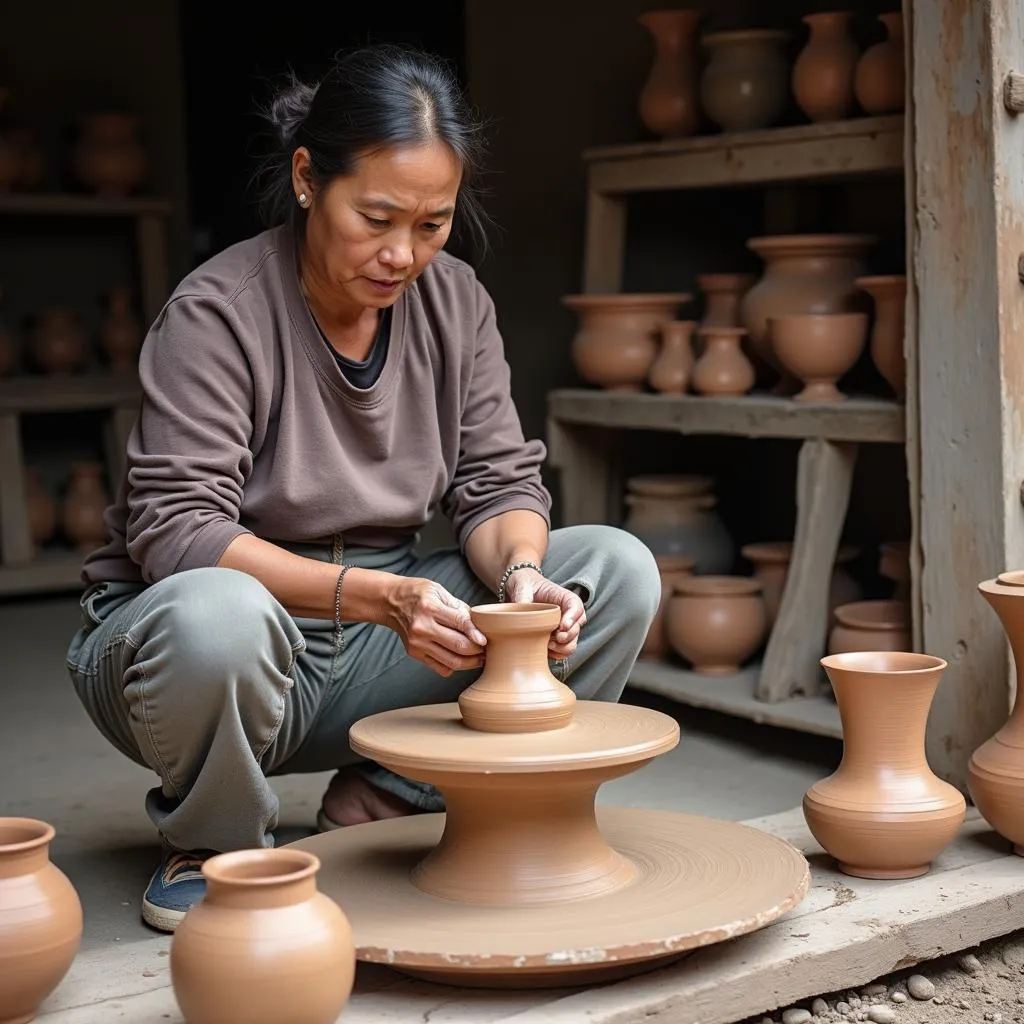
497, 561, 542, 603
332, 564, 352, 652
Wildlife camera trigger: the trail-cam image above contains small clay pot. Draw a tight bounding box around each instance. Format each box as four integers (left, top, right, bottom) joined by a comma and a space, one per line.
700, 29, 790, 133
879, 540, 910, 601
665, 575, 767, 674
62, 462, 110, 554
637, 9, 702, 138
30, 309, 86, 375
73, 112, 148, 197
856, 275, 906, 399
829, 598, 910, 655
640, 554, 696, 661
697, 273, 756, 330
855, 12, 905, 114
791, 12, 859, 122
692, 326, 755, 396
99, 286, 143, 374
648, 319, 695, 394
769, 312, 869, 403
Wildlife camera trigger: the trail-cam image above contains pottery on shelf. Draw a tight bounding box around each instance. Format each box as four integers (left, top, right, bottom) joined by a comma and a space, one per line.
24, 468, 57, 551
791, 12, 859, 122
648, 319, 695, 394
856, 275, 906, 399
73, 113, 148, 197
62, 462, 109, 554
699, 30, 790, 133
769, 312, 869, 403
804, 651, 966, 878
170, 847, 355, 1024
640, 553, 696, 661
99, 286, 143, 374
855, 12, 905, 114
879, 540, 910, 601
30, 309, 87, 376
561, 293, 691, 391
637, 9, 701, 138
692, 326, 755, 396
697, 273, 756, 329
0, 818, 83, 1024
829, 598, 911, 655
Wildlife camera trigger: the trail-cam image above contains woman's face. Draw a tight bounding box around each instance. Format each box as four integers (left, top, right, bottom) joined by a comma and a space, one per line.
296, 141, 463, 311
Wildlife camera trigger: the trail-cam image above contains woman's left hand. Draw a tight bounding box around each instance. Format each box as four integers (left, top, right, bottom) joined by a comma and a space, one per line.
504, 568, 587, 659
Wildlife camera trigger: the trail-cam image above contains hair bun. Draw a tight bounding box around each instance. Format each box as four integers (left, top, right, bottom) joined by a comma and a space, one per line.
266, 75, 317, 147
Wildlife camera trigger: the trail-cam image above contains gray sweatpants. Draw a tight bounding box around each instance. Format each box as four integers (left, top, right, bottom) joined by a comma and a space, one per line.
65, 524, 660, 854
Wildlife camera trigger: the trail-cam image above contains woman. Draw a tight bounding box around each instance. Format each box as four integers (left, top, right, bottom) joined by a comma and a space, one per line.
66, 44, 660, 934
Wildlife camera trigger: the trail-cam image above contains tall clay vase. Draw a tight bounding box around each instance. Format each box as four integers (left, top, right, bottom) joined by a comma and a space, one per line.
640, 554, 696, 660
791, 12, 859, 123
804, 652, 966, 879
637, 10, 701, 138
0, 818, 83, 1024
99, 286, 143, 374
62, 462, 109, 554
698, 273, 755, 329
856, 275, 906, 399
692, 326, 755, 396
855, 12, 905, 114
170, 848, 355, 1024
648, 319, 695, 393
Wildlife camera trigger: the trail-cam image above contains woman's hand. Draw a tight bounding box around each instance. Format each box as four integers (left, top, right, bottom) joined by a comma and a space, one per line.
504, 568, 587, 659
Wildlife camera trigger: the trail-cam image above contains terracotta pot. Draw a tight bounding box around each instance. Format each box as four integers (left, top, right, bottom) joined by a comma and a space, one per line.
99, 286, 142, 374
170, 847, 355, 1024
73, 112, 148, 197
879, 540, 910, 601
791, 12, 859, 122
665, 575, 767, 674
856, 274, 906, 399
30, 309, 87, 376
855, 12, 905, 114
561, 293, 690, 391
804, 651, 966, 878
640, 553, 696, 660
648, 319, 695, 394
24, 469, 57, 551
62, 462, 109, 554
692, 326, 755, 396
769, 312, 869, 403
0, 818, 83, 1024
698, 273, 756, 330
741, 541, 861, 630
637, 9, 701, 138
829, 598, 910, 655
700, 30, 790, 133
8, 127, 44, 191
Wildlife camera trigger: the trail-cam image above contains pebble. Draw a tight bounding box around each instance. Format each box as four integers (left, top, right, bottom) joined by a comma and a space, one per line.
782, 1010, 812, 1024
867, 1006, 897, 1024
837, 1002, 852, 1014
932, 995, 945, 1004
908, 976, 935, 1001
958, 1000, 973, 1010
984, 1013, 1002, 1022
960, 953, 983, 975
891, 991, 907, 1003
812, 998, 829, 1015
863, 983, 888, 997
1018, 993, 1024, 1004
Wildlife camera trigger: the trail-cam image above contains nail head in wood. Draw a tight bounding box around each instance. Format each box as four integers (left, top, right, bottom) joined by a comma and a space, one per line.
1004, 71, 1024, 113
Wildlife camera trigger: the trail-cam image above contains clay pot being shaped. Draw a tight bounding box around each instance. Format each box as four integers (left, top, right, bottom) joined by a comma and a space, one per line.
856, 275, 906, 399
855, 12, 905, 114
665, 575, 767, 674
879, 540, 910, 601
73, 113, 148, 196
698, 273, 755, 330
24, 468, 57, 552
804, 651, 966, 878
0, 818, 83, 1024
637, 9, 701, 138
692, 326, 755, 396
170, 848, 355, 1024
791, 12, 859, 122
648, 319, 695, 394
640, 553, 696, 660
829, 598, 910, 655
700, 30, 790, 133
769, 312, 869, 402
561, 293, 690, 391
62, 462, 109, 554
99, 286, 143, 374
30, 309, 87, 376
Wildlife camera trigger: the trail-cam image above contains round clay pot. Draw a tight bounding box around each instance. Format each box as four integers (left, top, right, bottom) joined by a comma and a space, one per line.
24, 468, 57, 551
30, 309, 87, 376
561, 293, 691, 391
879, 540, 910, 601
62, 462, 109, 554
856, 274, 906, 399
640, 554, 696, 661
829, 598, 910, 655
697, 273, 756, 330
73, 113, 148, 197
692, 326, 755, 396
769, 312, 869, 403
99, 286, 143, 374
855, 12, 905, 114
665, 575, 767, 674
700, 30, 790, 133
170, 847, 355, 1024
0, 818, 83, 1024
648, 319, 695, 394
791, 12, 859, 122
637, 9, 702, 138
804, 651, 966, 878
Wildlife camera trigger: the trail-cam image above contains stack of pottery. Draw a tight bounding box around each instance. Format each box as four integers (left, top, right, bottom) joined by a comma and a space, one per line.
640, 553, 696, 661
828, 598, 910, 655
699, 30, 790, 133
857, 275, 906, 399
637, 9, 701, 138
648, 320, 696, 394
768, 312, 869, 402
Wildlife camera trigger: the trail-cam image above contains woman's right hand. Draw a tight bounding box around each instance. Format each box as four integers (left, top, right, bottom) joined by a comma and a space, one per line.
383, 576, 488, 676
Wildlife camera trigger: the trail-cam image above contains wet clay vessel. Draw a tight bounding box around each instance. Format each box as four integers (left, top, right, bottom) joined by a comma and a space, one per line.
829, 599, 910, 655
804, 652, 966, 878
638, 9, 701, 137
792, 12, 859, 122
640, 553, 696, 660
170, 848, 355, 1024
0, 818, 83, 1024
769, 312, 869, 402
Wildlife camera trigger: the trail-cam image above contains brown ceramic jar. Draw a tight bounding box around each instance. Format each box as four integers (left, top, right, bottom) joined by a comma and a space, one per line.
791, 12, 859, 122
648, 319, 695, 394
640, 554, 696, 660
699, 30, 790, 133
637, 9, 702, 138
30, 309, 87, 376
856, 275, 906, 399
854, 12, 905, 114
769, 312, 869, 403
829, 598, 910, 655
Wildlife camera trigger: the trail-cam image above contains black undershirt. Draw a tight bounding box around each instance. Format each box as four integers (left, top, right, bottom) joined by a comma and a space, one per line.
316, 306, 392, 389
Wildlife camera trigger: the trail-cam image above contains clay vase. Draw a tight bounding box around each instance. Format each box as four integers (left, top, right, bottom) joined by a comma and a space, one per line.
791, 12, 859, 123
692, 326, 755, 396
62, 462, 109, 554
24, 469, 57, 552
856, 275, 906, 399
698, 273, 755, 330
637, 9, 701, 138
170, 848, 355, 1024
700, 30, 790, 133
99, 287, 143, 374
459, 603, 576, 732
640, 553, 696, 661
561, 293, 690, 391
769, 312, 869, 402
879, 540, 910, 601
30, 310, 87, 376
829, 598, 911, 655
665, 575, 767, 674
968, 571, 1024, 855
0, 818, 83, 1024
648, 319, 695, 394
72, 113, 148, 197
855, 12, 905, 114
804, 652, 966, 878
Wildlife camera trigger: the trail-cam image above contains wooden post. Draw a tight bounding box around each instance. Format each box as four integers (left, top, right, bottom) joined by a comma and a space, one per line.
582, 182, 627, 293
0, 413, 31, 567
546, 416, 621, 527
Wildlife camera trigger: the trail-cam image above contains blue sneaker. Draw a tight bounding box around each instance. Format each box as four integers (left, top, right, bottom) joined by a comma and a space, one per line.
141, 847, 211, 932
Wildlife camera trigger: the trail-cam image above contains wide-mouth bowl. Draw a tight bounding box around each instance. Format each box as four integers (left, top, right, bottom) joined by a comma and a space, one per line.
747, 234, 878, 258
0, 817, 55, 852
833, 599, 909, 630
821, 651, 945, 675
471, 602, 561, 632
673, 575, 761, 597
203, 848, 320, 886
769, 312, 869, 343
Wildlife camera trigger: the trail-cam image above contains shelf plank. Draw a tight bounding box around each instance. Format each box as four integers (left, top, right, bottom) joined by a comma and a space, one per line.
547, 388, 904, 443
628, 659, 842, 739
0, 375, 141, 414
584, 116, 904, 193
0, 551, 85, 597
0, 193, 171, 217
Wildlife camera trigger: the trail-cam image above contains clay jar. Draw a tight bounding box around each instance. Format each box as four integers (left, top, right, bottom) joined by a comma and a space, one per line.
856, 275, 906, 399
24, 469, 57, 552
791, 12, 859, 122
73, 113, 148, 196
62, 462, 109, 554
769, 312, 869, 403
640, 553, 696, 661
665, 575, 767, 674
99, 286, 142, 374
829, 598, 910, 655
692, 326, 755, 396
698, 273, 755, 329
855, 12, 905, 114
0, 818, 83, 1024
648, 319, 695, 394
170, 848, 355, 1024
804, 652, 966, 878
700, 30, 790, 133
637, 9, 701, 138
30, 309, 87, 376
561, 293, 690, 391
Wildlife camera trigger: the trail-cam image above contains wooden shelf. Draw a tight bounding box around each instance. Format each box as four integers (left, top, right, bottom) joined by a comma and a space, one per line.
0, 550, 84, 598
628, 659, 842, 739
0, 194, 171, 217
0, 375, 141, 414
584, 115, 904, 193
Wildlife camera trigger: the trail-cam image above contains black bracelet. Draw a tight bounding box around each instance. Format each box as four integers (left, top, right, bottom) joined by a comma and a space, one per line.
332, 564, 352, 651
497, 561, 542, 603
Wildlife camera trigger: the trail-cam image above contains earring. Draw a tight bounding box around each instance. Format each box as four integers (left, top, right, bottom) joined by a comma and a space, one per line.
298, 192, 308, 206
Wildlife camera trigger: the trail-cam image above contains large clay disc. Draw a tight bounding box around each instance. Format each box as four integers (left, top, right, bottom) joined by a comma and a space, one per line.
290, 808, 810, 988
